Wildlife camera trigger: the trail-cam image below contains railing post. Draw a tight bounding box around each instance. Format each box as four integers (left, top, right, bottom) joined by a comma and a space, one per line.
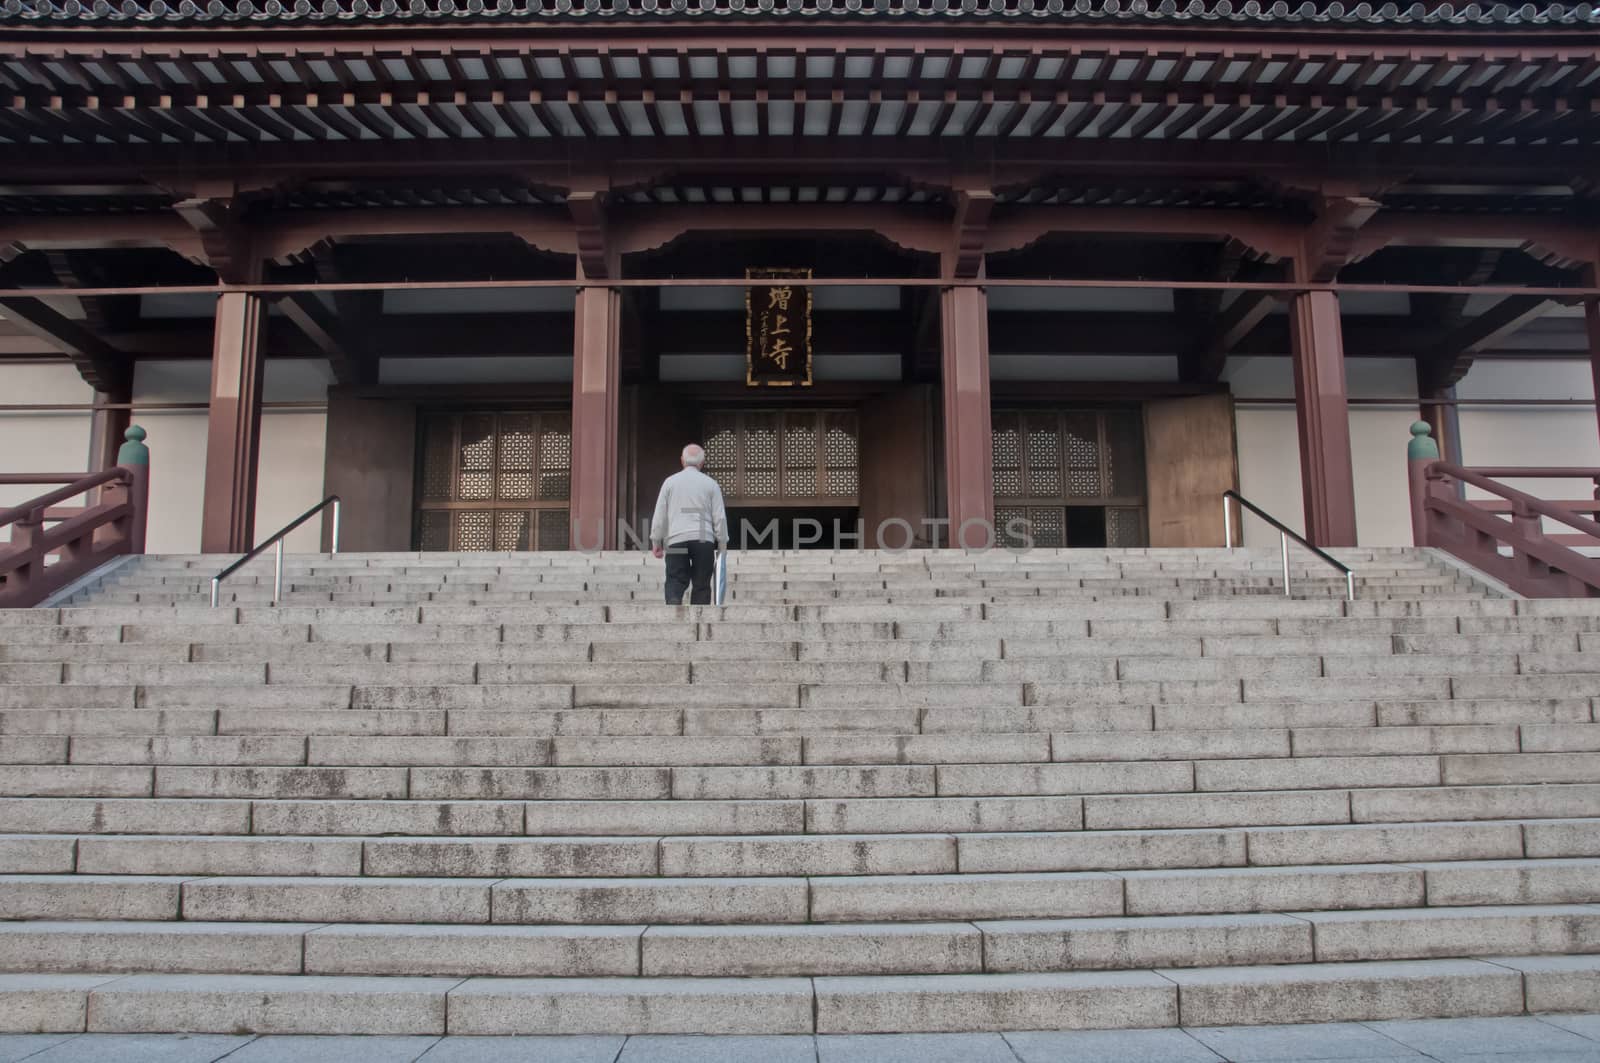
1280, 531, 1292, 598
1223, 496, 1235, 550
273, 540, 284, 606
117, 426, 150, 556
331, 499, 341, 556
7, 510, 43, 601
1407, 421, 1440, 548
1510, 500, 1545, 581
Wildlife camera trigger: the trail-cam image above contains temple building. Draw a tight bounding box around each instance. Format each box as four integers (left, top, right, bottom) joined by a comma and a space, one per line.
1, 0, 1598, 553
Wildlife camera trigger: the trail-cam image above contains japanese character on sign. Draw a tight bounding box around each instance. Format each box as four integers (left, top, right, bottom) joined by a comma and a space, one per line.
745, 268, 813, 387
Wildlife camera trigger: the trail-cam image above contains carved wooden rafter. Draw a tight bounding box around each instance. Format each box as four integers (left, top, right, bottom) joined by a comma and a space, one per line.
1297, 194, 1383, 283
41, 249, 138, 337
947, 189, 995, 280
171, 196, 258, 285
1351, 215, 1600, 270
567, 190, 611, 280
278, 289, 368, 387
263, 207, 578, 265
610, 205, 948, 259
0, 294, 129, 392
307, 240, 379, 387
1413, 248, 1501, 392
1421, 293, 1565, 391
1180, 239, 1255, 384
984, 207, 1300, 262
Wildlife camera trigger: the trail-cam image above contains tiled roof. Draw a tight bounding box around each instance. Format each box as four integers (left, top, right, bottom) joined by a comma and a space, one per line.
3, 0, 1596, 26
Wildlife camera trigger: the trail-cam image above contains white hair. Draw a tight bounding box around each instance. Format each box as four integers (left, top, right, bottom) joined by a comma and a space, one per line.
682, 443, 707, 467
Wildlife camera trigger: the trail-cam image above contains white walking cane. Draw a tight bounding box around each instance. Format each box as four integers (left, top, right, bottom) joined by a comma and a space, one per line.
714, 549, 728, 606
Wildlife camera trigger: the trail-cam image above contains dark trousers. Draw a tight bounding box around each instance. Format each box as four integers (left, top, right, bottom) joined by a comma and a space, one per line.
664, 540, 716, 605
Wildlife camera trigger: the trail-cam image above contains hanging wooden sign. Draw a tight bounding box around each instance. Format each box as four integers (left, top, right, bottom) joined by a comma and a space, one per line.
745, 267, 813, 388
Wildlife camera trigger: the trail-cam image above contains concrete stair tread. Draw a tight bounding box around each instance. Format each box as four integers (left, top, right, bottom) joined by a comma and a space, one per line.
15, 548, 1599, 1035
0, 957, 1577, 1034
5, 903, 1600, 979
4, 856, 1598, 923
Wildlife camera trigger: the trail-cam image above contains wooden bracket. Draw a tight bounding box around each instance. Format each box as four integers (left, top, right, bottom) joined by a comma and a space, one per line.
947, 189, 995, 281
171, 196, 260, 285
568, 190, 611, 280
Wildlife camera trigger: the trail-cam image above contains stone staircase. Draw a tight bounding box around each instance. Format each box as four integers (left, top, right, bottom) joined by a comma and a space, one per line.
3, 547, 1599, 1037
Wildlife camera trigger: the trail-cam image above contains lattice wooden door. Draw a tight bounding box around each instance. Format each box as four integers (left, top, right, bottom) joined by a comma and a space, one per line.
702, 410, 859, 506
414, 411, 572, 551
992, 408, 1147, 547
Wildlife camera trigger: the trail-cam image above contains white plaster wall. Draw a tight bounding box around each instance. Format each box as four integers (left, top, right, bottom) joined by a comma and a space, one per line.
1223, 355, 1419, 547
257, 411, 328, 553
132, 361, 210, 554
132, 360, 330, 555
1350, 405, 1421, 548
1232, 405, 1306, 545
0, 365, 96, 547
257, 362, 331, 554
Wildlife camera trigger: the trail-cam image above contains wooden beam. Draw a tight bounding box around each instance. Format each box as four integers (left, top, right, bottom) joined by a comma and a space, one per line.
1185, 289, 1276, 383
277, 292, 364, 386
309, 241, 379, 387
0, 296, 128, 391
1420, 294, 1560, 390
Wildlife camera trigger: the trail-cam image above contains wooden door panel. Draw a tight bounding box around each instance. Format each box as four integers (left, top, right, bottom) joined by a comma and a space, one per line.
859, 385, 931, 545
1143, 393, 1238, 548
413, 410, 572, 551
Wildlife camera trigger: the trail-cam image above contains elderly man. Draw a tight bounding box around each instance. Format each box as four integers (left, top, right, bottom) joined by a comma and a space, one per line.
650, 443, 729, 605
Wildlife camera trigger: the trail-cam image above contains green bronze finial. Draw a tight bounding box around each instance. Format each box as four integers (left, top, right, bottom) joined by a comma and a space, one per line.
1408, 420, 1439, 462
117, 425, 149, 466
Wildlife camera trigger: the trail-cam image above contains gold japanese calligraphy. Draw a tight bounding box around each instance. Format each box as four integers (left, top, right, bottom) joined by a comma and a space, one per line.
746, 267, 813, 387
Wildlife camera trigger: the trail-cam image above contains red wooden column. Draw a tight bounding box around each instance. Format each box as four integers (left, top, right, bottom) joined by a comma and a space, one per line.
940, 284, 995, 549
570, 284, 622, 551
1287, 277, 1359, 547
1585, 266, 1600, 451
87, 388, 131, 475
937, 190, 997, 550
200, 291, 267, 553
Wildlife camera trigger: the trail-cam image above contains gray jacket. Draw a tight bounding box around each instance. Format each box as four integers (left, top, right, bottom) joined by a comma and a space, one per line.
650, 467, 729, 548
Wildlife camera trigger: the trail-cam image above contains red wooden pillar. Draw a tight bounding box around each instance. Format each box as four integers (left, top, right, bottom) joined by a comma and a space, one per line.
201, 291, 267, 553
87, 386, 131, 508
1586, 295, 1600, 451
88, 389, 131, 474
1288, 283, 1359, 547
940, 284, 995, 549
571, 284, 622, 551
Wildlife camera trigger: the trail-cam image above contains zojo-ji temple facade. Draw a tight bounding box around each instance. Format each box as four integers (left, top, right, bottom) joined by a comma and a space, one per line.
2, 0, 1600, 554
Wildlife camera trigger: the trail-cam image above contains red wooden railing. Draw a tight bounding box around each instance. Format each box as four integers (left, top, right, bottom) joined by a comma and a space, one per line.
0, 427, 150, 609
1407, 423, 1600, 598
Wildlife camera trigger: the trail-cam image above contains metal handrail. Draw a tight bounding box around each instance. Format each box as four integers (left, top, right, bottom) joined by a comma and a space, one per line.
210, 496, 341, 608
1222, 489, 1356, 602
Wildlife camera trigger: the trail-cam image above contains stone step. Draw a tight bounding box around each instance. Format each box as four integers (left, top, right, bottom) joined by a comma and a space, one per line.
7, 904, 1596, 981
25, 617, 1596, 651
0, 703, 1585, 744
15, 857, 1583, 925
14, 743, 1600, 810
0, 960, 1523, 1030
11, 636, 1585, 676
41, 602, 1596, 637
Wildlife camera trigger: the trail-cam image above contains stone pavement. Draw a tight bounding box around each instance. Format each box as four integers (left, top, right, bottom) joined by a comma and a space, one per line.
4, 1015, 1600, 1062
